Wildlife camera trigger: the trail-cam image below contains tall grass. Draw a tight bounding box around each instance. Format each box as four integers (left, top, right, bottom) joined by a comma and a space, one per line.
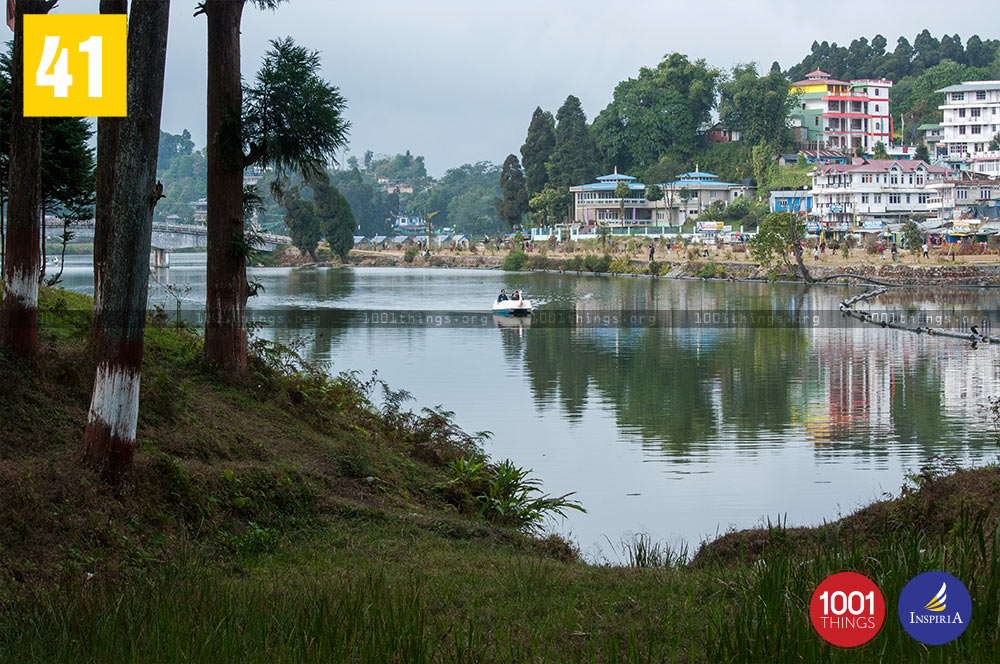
708, 506, 1000, 662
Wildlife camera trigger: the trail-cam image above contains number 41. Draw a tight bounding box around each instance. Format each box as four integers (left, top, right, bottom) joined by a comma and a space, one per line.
36, 35, 103, 98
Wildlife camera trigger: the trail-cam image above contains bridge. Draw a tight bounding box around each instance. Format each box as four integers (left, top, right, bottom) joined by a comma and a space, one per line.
66, 221, 291, 267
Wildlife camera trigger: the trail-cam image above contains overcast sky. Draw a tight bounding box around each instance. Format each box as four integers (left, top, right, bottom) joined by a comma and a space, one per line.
52, 0, 1000, 176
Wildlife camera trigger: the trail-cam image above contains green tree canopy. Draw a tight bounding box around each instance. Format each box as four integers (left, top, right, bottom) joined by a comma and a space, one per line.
497, 154, 529, 231
718, 63, 796, 148
872, 141, 890, 160
591, 53, 719, 173
312, 176, 355, 260
547, 94, 596, 189
520, 107, 556, 197
284, 194, 321, 260
242, 37, 350, 188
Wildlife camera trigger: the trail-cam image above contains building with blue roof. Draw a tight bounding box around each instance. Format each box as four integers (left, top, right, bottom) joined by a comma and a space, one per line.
568, 167, 756, 227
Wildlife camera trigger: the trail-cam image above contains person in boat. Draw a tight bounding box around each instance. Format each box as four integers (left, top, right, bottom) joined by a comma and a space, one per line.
497, 289, 508, 302
512, 290, 521, 301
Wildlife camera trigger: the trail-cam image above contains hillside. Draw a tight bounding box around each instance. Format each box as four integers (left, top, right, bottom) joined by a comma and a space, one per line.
0, 287, 998, 662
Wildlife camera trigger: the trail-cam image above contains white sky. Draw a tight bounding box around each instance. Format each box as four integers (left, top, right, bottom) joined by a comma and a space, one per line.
43, 0, 1000, 175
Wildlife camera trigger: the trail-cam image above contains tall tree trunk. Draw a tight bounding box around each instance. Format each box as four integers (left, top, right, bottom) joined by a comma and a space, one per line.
1, 0, 50, 356
92, 0, 128, 347
203, 0, 249, 381
81, 0, 170, 478
1, 193, 6, 276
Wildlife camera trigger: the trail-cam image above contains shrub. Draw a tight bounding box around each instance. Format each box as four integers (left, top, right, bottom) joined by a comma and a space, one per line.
584, 253, 612, 273
502, 249, 529, 271
695, 262, 725, 279
609, 257, 633, 274
403, 247, 418, 263
567, 256, 584, 272
648, 260, 664, 276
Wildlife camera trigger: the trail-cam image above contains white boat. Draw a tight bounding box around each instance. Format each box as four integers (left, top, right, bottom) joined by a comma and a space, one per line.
44, 257, 59, 267
492, 297, 532, 316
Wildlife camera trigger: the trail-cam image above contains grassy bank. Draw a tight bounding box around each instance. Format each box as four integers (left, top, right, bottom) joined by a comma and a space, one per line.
1, 287, 999, 662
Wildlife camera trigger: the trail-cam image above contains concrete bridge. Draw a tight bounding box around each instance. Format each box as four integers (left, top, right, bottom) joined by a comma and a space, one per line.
66, 221, 291, 267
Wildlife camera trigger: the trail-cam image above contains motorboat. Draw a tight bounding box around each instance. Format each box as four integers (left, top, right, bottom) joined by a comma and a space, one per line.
492, 295, 531, 317
44, 257, 58, 267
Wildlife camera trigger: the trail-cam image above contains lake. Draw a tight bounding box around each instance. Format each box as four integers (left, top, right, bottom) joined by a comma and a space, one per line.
56, 254, 1000, 561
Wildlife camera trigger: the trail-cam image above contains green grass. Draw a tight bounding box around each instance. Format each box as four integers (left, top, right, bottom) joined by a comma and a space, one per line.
2, 287, 1000, 662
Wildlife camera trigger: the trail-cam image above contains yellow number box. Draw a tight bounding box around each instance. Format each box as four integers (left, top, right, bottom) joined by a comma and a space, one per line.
23, 14, 127, 117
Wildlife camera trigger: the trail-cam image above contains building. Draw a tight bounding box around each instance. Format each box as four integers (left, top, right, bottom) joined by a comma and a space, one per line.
393, 214, 426, 234
928, 170, 1000, 222
935, 81, 1000, 162
770, 189, 813, 214
569, 170, 754, 227
970, 150, 1000, 176
810, 158, 951, 234
192, 198, 207, 224
788, 70, 892, 152
704, 122, 741, 143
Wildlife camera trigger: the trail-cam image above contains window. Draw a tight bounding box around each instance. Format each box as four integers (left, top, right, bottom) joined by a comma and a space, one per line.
875, 121, 881, 130
953, 92, 965, 101
874, 194, 882, 204
916, 174, 924, 185
958, 108, 966, 118
890, 173, 899, 184
861, 173, 873, 183
908, 174, 914, 184
815, 117, 819, 126
957, 188, 968, 200
977, 90, 987, 100
971, 108, 981, 118
905, 194, 911, 204
889, 194, 900, 204
918, 193, 928, 204
959, 126, 967, 135
972, 125, 982, 134
861, 194, 870, 203
874, 104, 880, 112
982, 189, 993, 200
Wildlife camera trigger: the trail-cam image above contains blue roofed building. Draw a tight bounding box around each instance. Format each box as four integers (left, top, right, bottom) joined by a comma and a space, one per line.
568, 168, 756, 227
770, 189, 813, 214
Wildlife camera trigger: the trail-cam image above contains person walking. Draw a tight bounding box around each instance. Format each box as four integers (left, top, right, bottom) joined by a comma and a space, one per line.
648, 243, 655, 262
922, 241, 929, 259
891, 242, 898, 262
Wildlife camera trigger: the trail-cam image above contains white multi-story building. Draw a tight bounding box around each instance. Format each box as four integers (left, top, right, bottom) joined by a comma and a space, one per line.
936, 81, 1000, 162
927, 170, 1000, 222
810, 159, 950, 233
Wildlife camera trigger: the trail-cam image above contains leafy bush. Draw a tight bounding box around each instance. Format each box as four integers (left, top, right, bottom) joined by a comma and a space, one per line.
403, 247, 418, 263
648, 260, 664, 276
584, 253, 612, 273
609, 257, 633, 274
502, 249, 528, 271
475, 460, 585, 534
566, 256, 584, 272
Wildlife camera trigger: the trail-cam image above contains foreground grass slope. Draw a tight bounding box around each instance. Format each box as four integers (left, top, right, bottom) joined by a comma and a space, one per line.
0, 287, 998, 662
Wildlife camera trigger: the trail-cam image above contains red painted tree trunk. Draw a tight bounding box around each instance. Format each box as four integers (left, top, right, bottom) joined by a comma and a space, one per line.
81, 0, 170, 478
91, 0, 128, 347
203, 0, 249, 381
1, 1, 48, 356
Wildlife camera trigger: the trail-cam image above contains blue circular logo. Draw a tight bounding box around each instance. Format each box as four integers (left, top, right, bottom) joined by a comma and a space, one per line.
897, 571, 972, 645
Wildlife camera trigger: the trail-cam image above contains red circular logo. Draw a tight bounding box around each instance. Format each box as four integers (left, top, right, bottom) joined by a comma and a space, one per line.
809, 571, 886, 648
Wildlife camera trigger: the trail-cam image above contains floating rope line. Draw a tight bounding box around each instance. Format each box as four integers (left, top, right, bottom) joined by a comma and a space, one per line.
839, 287, 998, 344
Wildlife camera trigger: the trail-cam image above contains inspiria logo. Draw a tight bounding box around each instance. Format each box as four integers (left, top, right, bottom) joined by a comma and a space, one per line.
898, 572, 972, 645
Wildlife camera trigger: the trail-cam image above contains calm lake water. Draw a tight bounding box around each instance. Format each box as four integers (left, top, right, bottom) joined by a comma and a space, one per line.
57, 254, 1000, 561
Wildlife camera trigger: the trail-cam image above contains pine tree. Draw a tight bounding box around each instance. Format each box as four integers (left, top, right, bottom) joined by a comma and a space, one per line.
520, 107, 555, 197
284, 194, 321, 260
313, 178, 356, 261
547, 95, 596, 189
497, 154, 529, 231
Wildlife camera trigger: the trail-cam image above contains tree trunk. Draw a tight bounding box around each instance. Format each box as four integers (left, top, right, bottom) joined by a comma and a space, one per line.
1, 1, 49, 356
1, 193, 6, 276
203, 0, 249, 381
81, 0, 170, 479
91, 0, 128, 347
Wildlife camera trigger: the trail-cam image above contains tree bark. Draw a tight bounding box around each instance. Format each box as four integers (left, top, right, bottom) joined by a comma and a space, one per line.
81, 0, 170, 479
1, 1, 49, 356
203, 0, 249, 381
91, 0, 128, 347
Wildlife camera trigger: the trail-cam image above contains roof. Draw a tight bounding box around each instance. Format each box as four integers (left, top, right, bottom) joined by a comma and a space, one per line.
813, 158, 950, 175
937, 81, 1000, 93
677, 171, 719, 180
391, 235, 408, 243
917, 123, 942, 131
595, 173, 636, 181
352, 235, 366, 243
575, 182, 647, 191
793, 70, 850, 87
371, 235, 388, 242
